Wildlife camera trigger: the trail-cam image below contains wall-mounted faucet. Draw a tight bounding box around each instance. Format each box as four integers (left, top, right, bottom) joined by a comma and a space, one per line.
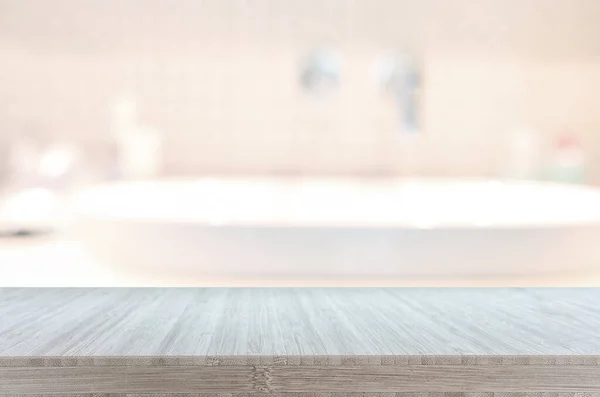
297, 48, 422, 135
299, 48, 341, 95
376, 52, 422, 135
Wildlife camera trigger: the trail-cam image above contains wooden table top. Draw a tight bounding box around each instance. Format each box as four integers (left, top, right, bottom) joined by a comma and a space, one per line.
1, 288, 599, 362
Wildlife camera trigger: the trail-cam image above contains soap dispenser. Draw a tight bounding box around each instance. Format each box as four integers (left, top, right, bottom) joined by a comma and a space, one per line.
547, 133, 586, 184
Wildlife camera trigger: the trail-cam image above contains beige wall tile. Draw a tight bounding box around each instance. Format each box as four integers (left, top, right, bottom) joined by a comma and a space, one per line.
0, 0, 599, 181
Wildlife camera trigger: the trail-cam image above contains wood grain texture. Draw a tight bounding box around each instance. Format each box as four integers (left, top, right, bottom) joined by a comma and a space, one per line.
2, 365, 600, 394
2, 394, 600, 397
1, 288, 600, 395
0, 366, 261, 394
1, 288, 600, 358
270, 365, 600, 392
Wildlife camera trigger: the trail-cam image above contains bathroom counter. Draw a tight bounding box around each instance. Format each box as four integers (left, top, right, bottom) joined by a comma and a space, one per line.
1, 288, 600, 395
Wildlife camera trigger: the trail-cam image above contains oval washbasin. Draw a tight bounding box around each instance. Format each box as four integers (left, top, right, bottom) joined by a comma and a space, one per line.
72, 177, 600, 284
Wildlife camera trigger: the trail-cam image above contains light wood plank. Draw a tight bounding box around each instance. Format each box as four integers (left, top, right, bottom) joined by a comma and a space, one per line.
271, 365, 600, 392
1, 288, 600, 357
1, 288, 600, 394
0, 366, 261, 394
2, 365, 600, 394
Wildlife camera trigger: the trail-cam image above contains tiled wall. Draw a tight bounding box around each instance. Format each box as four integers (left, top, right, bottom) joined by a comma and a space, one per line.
1, 0, 600, 180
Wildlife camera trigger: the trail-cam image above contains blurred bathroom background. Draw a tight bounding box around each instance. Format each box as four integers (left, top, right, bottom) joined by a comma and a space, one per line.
1, 0, 600, 230
3, 0, 600, 287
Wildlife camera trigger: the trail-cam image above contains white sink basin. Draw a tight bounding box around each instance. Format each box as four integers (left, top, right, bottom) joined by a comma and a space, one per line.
73, 177, 600, 285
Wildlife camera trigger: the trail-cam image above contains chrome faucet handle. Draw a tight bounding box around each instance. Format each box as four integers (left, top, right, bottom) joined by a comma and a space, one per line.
299, 48, 341, 95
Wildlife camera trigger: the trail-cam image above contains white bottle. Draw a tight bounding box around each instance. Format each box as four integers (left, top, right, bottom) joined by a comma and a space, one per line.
506, 127, 541, 180
110, 94, 163, 180
117, 125, 163, 180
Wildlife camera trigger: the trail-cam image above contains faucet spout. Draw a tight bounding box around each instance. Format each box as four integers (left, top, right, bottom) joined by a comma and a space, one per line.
377, 53, 422, 135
